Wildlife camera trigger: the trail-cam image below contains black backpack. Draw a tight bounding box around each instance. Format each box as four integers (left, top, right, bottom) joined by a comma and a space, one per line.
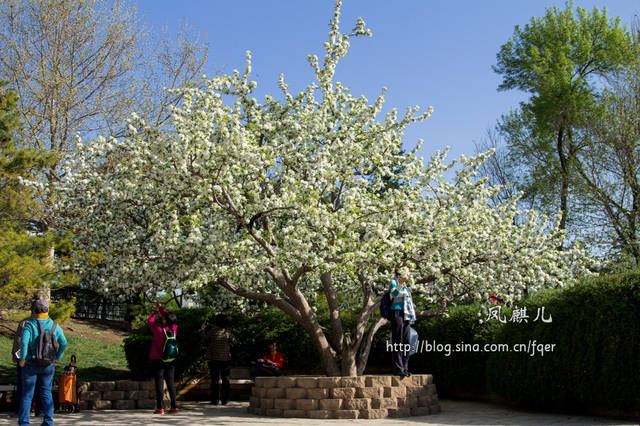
31, 320, 58, 366
379, 291, 393, 320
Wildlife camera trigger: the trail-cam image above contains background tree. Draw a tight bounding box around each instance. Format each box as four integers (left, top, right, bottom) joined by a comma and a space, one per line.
473, 128, 520, 208
0, 0, 209, 299
572, 55, 640, 266
0, 81, 67, 307
64, 2, 593, 376
493, 3, 635, 235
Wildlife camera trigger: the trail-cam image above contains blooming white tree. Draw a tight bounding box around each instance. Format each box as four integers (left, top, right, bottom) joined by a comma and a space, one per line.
62, 2, 593, 376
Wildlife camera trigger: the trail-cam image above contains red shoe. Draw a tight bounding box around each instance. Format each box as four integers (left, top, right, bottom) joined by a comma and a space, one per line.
153, 409, 164, 414
168, 408, 178, 414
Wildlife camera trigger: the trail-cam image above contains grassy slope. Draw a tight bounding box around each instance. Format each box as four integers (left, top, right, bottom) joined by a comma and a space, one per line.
0, 326, 130, 383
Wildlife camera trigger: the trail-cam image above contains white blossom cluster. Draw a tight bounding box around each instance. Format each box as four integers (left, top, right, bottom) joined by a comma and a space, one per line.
61, 1, 595, 312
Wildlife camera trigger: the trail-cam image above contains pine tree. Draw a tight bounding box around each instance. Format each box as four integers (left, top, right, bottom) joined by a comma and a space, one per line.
0, 81, 53, 308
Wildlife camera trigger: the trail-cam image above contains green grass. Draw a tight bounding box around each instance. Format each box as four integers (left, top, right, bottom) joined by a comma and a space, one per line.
0, 335, 129, 383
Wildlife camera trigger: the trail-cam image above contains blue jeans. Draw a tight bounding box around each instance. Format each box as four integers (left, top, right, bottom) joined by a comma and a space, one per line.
19, 363, 55, 426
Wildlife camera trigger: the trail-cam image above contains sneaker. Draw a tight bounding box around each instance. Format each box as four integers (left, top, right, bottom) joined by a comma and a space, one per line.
168, 408, 178, 414
221, 400, 228, 405
153, 409, 164, 414
210, 400, 219, 405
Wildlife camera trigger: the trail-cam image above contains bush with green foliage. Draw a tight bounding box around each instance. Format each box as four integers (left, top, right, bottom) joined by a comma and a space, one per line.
229, 309, 319, 370
369, 271, 640, 415
49, 297, 76, 323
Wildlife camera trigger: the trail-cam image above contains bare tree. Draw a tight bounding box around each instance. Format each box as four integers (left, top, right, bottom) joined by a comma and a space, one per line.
573, 65, 640, 266
474, 127, 520, 207
0, 0, 209, 298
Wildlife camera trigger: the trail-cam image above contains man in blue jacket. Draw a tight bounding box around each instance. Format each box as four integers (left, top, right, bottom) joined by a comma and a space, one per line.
17, 299, 67, 426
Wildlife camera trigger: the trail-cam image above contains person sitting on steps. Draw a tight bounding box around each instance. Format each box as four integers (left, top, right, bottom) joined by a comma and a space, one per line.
250, 342, 284, 378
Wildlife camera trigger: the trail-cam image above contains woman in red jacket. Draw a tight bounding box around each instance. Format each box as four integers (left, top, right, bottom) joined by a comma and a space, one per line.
148, 301, 178, 414
251, 342, 284, 377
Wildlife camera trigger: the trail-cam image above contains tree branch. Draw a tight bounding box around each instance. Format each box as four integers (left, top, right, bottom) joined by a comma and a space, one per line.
356, 315, 387, 375
350, 275, 375, 350
215, 277, 303, 324
320, 271, 343, 352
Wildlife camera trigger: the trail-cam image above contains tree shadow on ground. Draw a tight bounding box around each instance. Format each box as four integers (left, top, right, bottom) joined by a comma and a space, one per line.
72, 366, 130, 382
0, 364, 16, 384
66, 318, 131, 332
0, 365, 131, 385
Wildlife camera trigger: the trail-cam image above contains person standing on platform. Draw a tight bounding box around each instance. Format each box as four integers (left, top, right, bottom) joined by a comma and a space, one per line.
389, 273, 416, 377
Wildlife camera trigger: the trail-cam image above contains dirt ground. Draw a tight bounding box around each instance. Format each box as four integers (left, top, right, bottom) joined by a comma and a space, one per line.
0, 317, 129, 344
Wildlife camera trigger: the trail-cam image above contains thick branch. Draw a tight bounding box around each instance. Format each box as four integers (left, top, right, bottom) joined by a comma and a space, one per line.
320, 271, 343, 352
288, 286, 340, 376
350, 275, 375, 349
356, 315, 387, 376
216, 278, 303, 324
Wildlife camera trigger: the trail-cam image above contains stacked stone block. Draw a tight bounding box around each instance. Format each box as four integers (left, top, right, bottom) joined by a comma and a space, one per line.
247, 375, 440, 419
77, 380, 164, 410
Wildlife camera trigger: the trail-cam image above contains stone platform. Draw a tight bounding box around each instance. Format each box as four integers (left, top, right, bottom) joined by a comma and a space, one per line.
248, 374, 440, 419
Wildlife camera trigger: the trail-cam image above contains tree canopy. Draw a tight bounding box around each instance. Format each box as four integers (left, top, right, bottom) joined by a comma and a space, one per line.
64, 1, 594, 376
493, 2, 635, 233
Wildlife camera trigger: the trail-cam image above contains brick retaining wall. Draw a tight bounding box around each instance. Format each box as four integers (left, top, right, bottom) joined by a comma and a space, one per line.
77, 380, 167, 410
248, 375, 440, 419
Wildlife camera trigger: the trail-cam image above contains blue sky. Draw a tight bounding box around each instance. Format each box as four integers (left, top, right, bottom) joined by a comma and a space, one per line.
138, 0, 640, 163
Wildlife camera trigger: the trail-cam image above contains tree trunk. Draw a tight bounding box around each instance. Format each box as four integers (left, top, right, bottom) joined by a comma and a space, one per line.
556, 125, 569, 233
300, 314, 341, 376
38, 244, 54, 301
356, 316, 387, 375
290, 288, 341, 376
101, 299, 108, 320
314, 335, 341, 376
340, 341, 357, 376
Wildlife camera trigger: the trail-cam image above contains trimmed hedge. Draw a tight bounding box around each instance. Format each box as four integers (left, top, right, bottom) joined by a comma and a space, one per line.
486, 271, 640, 413
370, 271, 640, 415
229, 309, 319, 370
409, 304, 498, 397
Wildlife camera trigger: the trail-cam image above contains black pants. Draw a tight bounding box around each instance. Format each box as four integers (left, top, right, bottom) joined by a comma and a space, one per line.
152, 359, 176, 410
209, 360, 230, 403
251, 362, 281, 377
391, 309, 410, 374
15, 364, 22, 414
